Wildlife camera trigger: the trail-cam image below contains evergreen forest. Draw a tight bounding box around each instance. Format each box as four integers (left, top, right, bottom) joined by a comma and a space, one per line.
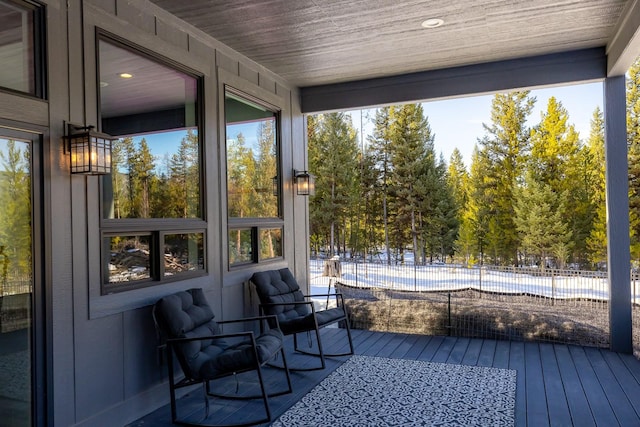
307, 59, 640, 270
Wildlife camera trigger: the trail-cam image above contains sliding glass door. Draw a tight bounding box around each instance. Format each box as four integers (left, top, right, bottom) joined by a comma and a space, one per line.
0, 128, 42, 426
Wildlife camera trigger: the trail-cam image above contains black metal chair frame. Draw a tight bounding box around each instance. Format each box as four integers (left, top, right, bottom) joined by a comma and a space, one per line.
156, 312, 292, 427
257, 292, 354, 371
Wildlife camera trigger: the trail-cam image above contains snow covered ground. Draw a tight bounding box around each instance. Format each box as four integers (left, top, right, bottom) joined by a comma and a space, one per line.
308, 259, 640, 303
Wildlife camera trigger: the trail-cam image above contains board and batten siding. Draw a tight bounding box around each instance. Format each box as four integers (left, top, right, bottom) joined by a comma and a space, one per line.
17, 0, 311, 425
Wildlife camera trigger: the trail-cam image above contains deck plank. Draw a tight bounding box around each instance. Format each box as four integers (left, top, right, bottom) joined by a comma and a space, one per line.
492, 339, 511, 368
387, 333, 421, 359
568, 345, 619, 426
508, 342, 527, 427
524, 343, 549, 427
446, 337, 471, 364
353, 329, 387, 355
604, 351, 640, 416
620, 351, 640, 384
428, 335, 456, 362
476, 338, 497, 367
360, 330, 397, 356
374, 333, 409, 358
127, 331, 640, 427
417, 334, 445, 361
553, 344, 595, 427
538, 343, 572, 427
402, 334, 433, 359
584, 347, 639, 426
461, 338, 484, 365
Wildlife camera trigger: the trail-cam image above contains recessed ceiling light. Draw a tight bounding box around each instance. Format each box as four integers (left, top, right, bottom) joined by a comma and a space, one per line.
421, 18, 444, 29
119, 73, 134, 79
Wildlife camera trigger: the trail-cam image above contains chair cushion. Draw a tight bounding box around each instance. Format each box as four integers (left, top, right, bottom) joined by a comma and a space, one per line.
154, 288, 284, 381
315, 306, 347, 327
199, 328, 284, 378
278, 312, 317, 335
155, 288, 216, 337
251, 268, 311, 323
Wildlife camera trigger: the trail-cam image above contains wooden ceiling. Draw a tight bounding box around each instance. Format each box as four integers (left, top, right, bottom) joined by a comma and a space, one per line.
149, 0, 634, 88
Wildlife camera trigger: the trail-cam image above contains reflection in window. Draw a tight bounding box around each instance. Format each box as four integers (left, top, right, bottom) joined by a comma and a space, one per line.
99, 39, 200, 220
0, 0, 37, 95
260, 228, 282, 261
226, 91, 279, 219
98, 35, 206, 293
0, 135, 33, 427
229, 229, 253, 265
105, 235, 151, 284
163, 233, 205, 277
0, 137, 32, 286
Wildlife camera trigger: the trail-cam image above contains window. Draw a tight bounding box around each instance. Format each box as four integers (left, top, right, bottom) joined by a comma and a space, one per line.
0, 0, 45, 97
259, 227, 282, 261
98, 35, 205, 293
225, 88, 283, 266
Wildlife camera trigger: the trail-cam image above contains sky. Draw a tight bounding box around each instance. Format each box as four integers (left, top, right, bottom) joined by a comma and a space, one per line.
346, 81, 603, 168
127, 82, 603, 174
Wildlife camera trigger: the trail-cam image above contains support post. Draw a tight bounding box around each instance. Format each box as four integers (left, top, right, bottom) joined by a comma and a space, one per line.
604, 76, 633, 353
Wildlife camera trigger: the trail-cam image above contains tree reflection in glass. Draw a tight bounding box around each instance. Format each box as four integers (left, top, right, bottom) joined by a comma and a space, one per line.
226, 92, 279, 219
107, 129, 200, 219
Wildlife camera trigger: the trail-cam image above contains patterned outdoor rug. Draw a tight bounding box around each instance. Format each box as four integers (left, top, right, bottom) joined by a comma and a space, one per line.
272, 355, 516, 426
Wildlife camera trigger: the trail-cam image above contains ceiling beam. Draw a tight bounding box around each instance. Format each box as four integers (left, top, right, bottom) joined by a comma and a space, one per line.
300, 48, 606, 113
607, 0, 640, 76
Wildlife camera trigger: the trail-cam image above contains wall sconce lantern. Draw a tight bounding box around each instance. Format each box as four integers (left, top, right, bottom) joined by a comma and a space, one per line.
294, 169, 315, 196
272, 175, 279, 196
64, 123, 114, 175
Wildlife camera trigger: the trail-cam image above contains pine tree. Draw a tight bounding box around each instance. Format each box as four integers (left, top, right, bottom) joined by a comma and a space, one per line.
367, 107, 393, 263
307, 115, 325, 256
528, 96, 589, 264
447, 148, 468, 262
628, 57, 640, 259
387, 104, 434, 264
359, 147, 385, 260
0, 139, 31, 276
586, 107, 608, 265
456, 146, 489, 266
111, 137, 136, 218
433, 154, 459, 261
514, 171, 571, 268
447, 148, 468, 212
168, 129, 200, 218
133, 138, 156, 218
227, 131, 253, 218
308, 112, 359, 256
254, 119, 278, 217
477, 91, 535, 264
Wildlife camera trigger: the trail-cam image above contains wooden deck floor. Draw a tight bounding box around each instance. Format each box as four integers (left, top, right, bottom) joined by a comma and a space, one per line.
129, 328, 640, 426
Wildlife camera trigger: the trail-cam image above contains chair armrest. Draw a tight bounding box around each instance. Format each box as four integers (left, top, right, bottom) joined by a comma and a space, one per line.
304, 293, 347, 308
166, 331, 254, 345
260, 301, 311, 307
258, 301, 314, 308
217, 315, 282, 331
258, 300, 316, 316
304, 292, 345, 298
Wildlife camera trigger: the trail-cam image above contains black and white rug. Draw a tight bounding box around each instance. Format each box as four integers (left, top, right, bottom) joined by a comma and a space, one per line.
272, 355, 516, 426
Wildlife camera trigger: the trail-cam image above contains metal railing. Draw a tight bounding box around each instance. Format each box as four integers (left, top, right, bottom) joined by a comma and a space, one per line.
0, 274, 32, 333
310, 258, 620, 352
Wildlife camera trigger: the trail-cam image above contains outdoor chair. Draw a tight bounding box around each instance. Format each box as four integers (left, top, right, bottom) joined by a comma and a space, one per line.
152, 288, 292, 427
250, 268, 354, 371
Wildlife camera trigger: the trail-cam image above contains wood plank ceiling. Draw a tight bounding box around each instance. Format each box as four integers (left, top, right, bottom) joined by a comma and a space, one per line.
149, 0, 630, 88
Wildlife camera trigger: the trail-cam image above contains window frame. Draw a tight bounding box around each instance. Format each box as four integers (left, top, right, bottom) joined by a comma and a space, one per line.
96, 31, 207, 294
0, 0, 47, 98
224, 86, 284, 268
